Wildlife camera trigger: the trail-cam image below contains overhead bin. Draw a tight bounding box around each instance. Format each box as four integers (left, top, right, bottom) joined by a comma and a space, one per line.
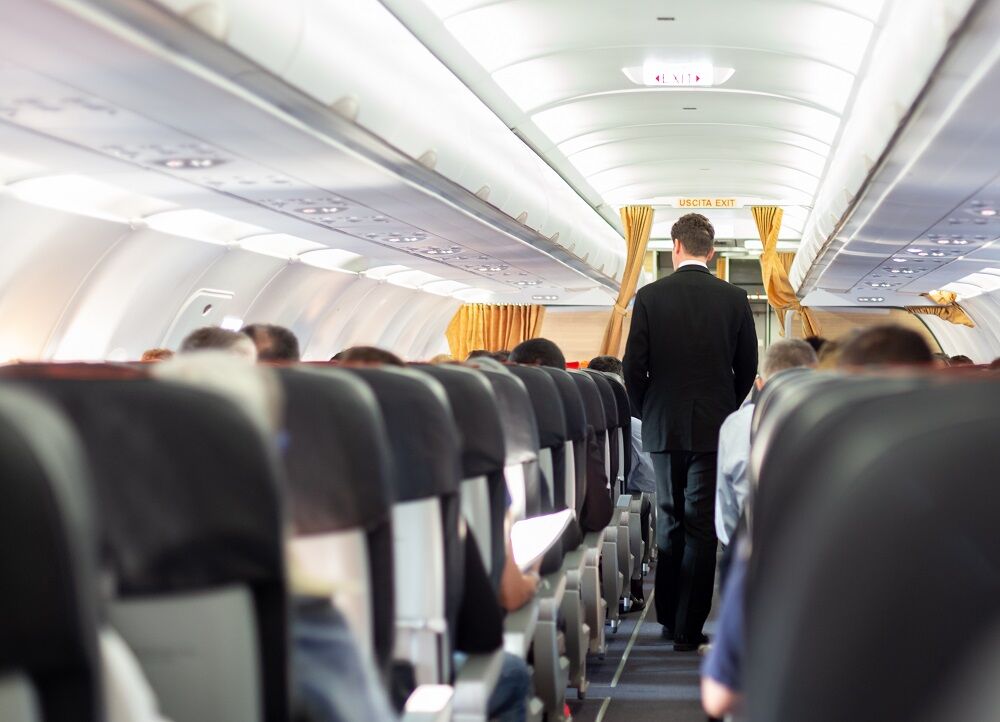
149, 0, 624, 281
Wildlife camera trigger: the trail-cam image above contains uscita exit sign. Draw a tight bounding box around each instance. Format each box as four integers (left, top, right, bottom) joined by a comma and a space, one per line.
642, 62, 715, 87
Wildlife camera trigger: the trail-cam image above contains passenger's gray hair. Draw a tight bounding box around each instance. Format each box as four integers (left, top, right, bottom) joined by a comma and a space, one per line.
760, 339, 818, 379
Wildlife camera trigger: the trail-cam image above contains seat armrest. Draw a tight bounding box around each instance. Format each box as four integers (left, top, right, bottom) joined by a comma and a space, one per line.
536, 570, 567, 621
402, 684, 454, 722
503, 599, 539, 658
452, 648, 506, 719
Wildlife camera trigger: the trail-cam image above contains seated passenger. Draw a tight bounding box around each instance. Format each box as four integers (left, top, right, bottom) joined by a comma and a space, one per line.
836, 325, 934, 368
152, 355, 398, 722
241, 323, 301, 362
466, 349, 493, 360
803, 335, 828, 355
509, 338, 613, 532
491, 350, 511, 363
588, 354, 654, 608
333, 346, 404, 366
700, 535, 749, 720
716, 340, 817, 551
180, 326, 258, 361
140, 348, 174, 362
950, 354, 974, 366
428, 353, 454, 364
816, 339, 842, 369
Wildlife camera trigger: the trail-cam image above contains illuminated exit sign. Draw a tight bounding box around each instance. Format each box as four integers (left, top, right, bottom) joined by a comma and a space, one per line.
675, 198, 740, 209
642, 63, 715, 86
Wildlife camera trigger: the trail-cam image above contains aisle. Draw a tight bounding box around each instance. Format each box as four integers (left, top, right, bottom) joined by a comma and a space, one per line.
567, 575, 713, 722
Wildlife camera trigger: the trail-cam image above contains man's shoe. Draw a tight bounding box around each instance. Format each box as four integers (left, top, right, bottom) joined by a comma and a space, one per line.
628, 595, 645, 613
660, 626, 674, 641
673, 633, 709, 652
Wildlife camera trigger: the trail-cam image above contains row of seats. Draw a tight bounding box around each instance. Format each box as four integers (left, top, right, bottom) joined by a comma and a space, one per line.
743, 369, 1000, 722
0, 357, 652, 722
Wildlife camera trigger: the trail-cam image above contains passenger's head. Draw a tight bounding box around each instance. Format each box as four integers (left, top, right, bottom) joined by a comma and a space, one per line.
950, 354, 974, 366
509, 338, 566, 369
803, 336, 828, 355
241, 323, 300, 362
151, 351, 282, 435
467, 349, 492, 360
491, 350, 511, 363
760, 339, 818, 382
588, 355, 624, 378
180, 326, 258, 361
140, 348, 174, 363
334, 345, 404, 367
671, 213, 715, 267
428, 353, 454, 365
836, 325, 934, 368
817, 339, 842, 370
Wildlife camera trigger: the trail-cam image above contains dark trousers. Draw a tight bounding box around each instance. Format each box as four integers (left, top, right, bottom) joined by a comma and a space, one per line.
652, 451, 718, 640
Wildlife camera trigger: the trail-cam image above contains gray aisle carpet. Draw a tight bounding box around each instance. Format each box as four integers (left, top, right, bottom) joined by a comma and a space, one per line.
567, 570, 716, 722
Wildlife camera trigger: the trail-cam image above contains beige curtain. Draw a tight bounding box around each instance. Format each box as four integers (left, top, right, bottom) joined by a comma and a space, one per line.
600, 205, 653, 355
906, 304, 975, 328
716, 256, 730, 283
753, 205, 820, 337
445, 304, 546, 360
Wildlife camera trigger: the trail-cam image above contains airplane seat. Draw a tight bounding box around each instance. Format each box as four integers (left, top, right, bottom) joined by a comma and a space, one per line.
748, 366, 817, 441
0, 387, 102, 722
747, 376, 1000, 722
505, 365, 567, 521
1, 376, 289, 722
476, 368, 543, 522
342, 367, 464, 689
593, 372, 646, 591
537, 367, 588, 521
748, 375, 922, 560
0, 362, 146, 381
273, 367, 396, 678
506, 365, 579, 702
566, 370, 617, 647
410, 364, 535, 722
411, 365, 507, 589
582, 370, 633, 620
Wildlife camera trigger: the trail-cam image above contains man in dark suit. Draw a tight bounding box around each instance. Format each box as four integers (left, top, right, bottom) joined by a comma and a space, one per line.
623, 213, 758, 651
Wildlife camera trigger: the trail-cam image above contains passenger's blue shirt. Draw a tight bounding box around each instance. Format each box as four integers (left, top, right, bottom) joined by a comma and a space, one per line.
715, 400, 754, 545
627, 417, 656, 494
701, 547, 747, 691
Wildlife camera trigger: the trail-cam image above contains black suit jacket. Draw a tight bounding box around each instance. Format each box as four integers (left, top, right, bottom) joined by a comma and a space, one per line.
623, 265, 758, 453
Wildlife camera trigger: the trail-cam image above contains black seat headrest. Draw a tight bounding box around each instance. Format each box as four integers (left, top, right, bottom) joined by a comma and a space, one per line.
3, 375, 290, 722
0, 387, 102, 722
569, 370, 607, 432
538, 367, 587, 442
583, 370, 619, 429
342, 367, 462, 501
506, 365, 567, 449
747, 377, 1000, 722
411, 364, 506, 478
275, 367, 394, 533
478, 368, 540, 464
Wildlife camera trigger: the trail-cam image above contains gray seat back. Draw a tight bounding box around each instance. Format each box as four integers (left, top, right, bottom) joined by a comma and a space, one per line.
0, 387, 102, 722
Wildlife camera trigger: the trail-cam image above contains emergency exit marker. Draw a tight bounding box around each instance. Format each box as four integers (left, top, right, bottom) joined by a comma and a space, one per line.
642, 63, 715, 87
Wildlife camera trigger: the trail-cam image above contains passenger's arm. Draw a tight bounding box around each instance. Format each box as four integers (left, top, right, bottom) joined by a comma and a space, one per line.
622, 294, 651, 417
733, 299, 758, 402
701, 676, 742, 719
498, 513, 540, 612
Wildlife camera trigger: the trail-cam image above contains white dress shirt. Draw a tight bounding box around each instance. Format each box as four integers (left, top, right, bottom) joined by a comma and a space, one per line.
677, 259, 709, 270
715, 399, 755, 546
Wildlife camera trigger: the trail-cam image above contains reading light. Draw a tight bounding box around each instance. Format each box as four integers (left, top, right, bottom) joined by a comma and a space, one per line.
980, 209, 997, 216
156, 158, 225, 170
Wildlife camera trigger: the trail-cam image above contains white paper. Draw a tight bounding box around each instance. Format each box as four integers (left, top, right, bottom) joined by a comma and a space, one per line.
510, 509, 574, 571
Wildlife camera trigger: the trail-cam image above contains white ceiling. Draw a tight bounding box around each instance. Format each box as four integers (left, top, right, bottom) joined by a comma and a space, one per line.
389, 0, 888, 242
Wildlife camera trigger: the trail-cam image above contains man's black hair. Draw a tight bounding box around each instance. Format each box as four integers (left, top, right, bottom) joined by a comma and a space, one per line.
838, 325, 933, 367
508, 338, 566, 369
588, 355, 623, 377
241, 323, 301, 362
